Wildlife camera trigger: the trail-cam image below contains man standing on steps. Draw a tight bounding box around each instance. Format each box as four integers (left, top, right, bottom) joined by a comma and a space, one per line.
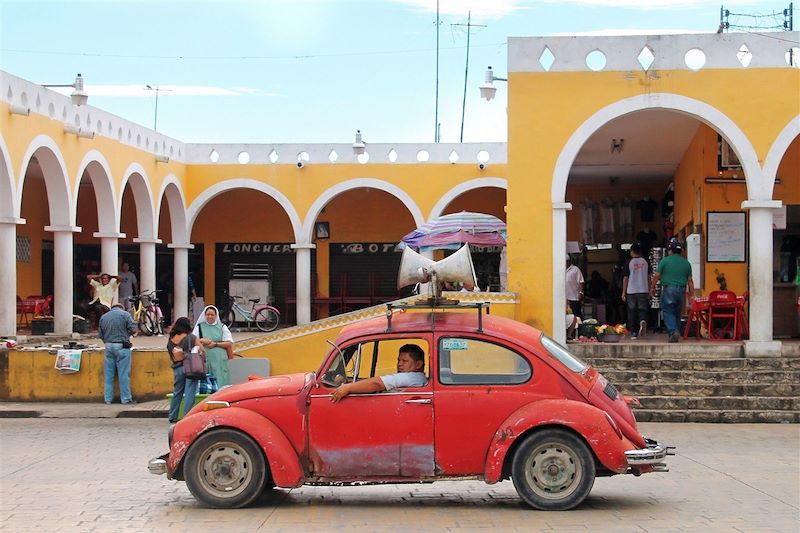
565, 255, 585, 319
651, 237, 694, 343
622, 243, 651, 339
99, 303, 137, 404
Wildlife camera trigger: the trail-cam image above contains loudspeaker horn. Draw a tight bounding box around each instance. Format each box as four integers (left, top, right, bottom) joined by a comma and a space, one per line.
397, 244, 478, 300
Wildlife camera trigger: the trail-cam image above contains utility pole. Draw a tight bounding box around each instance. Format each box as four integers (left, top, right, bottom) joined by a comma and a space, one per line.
434, 0, 440, 143
145, 85, 172, 131
453, 12, 486, 143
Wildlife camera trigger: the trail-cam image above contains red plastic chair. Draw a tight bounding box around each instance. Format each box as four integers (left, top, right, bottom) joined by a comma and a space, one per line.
708, 290, 739, 340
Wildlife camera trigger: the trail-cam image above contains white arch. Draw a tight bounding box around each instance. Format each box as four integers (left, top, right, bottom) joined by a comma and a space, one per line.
155, 174, 189, 244
0, 131, 15, 221
300, 178, 425, 244
16, 134, 72, 226
428, 177, 508, 220
763, 115, 800, 199
548, 93, 764, 344
551, 93, 764, 202
186, 178, 302, 242
72, 150, 117, 232
120, 163, 156, 239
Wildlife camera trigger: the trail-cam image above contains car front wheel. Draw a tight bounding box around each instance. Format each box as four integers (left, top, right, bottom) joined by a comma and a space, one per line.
511, 428, 596, 511
184, 429, 268, 508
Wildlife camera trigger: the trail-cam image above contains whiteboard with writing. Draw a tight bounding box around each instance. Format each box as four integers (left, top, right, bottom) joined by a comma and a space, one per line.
707, 212, 746, 262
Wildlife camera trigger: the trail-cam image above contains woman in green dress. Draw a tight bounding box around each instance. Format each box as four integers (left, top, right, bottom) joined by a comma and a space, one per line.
192, 305, 233, 387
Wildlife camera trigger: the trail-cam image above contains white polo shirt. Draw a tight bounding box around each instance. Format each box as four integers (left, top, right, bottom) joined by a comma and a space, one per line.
565, 265, 584, 301
380, 372, 428, 390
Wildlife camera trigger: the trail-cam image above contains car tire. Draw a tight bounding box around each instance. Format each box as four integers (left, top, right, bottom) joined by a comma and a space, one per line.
184, 428, 268, 509
511, 428, 596, 511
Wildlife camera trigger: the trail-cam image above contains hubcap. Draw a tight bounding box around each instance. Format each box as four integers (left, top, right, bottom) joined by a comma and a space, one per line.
525, 442, 581, 499
196, 442, 253, 498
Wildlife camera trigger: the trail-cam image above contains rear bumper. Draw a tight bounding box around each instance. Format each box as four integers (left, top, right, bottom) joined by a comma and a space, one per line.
148, 453, 169, 475
624, 437, 674, 472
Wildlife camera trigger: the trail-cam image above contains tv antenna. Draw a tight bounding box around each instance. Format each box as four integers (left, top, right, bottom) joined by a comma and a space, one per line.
452, 12, 486, 143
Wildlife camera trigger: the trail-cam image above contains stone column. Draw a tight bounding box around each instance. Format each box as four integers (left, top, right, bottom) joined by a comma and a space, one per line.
0, 219, 23, 337
169, 244, 192, 320
94, 232, 125, 304
133, 238, 160, 294
742, 200, 782, 356
291, 243, 315, 325
552, 202, 572, 346
46, 225, 80, 334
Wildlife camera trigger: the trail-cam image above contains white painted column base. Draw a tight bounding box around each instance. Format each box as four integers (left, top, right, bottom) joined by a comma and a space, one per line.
169, 244, 193, 320
744, 340, 783, 357
134, 238, 160, 294
552, 202, 572, 346
46, 225, 80, 334
0, 221, 21, 337
292, 243, 315, 325
742, 200, 781, 344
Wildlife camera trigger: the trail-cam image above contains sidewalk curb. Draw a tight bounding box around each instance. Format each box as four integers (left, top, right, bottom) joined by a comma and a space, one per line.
0, 410, 42, 418
117, 410, 168, 419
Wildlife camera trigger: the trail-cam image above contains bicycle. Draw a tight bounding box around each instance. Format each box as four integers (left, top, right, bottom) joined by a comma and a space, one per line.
220, 292, 280, 332
128, 290, 164, 336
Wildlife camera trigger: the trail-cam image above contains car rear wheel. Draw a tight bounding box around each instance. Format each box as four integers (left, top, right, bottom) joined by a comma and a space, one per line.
511, 428, 596, 511
184, 429, 268, 508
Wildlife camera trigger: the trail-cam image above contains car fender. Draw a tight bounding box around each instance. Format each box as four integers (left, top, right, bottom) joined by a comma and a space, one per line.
483, 399, 633, 483
168, 406, 304, 488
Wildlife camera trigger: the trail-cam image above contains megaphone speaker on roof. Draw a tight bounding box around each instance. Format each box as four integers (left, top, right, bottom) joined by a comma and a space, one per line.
397, 244, 477, 301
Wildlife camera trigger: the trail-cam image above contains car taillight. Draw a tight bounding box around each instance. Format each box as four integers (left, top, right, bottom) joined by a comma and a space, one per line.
624, 395, 641, 408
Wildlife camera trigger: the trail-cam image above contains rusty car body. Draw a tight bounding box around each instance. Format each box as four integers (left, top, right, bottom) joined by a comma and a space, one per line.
149, 307, 670, 510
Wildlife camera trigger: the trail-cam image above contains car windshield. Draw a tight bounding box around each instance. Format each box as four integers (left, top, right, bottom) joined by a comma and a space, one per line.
540, 335, 589, 373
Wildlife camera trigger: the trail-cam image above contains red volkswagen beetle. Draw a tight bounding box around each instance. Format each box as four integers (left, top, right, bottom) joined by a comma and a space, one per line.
149, 305, 670, 510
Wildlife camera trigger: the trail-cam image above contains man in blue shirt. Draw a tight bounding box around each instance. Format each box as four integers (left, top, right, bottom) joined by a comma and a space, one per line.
99, 303, 137, 404
330, 344, 427, 402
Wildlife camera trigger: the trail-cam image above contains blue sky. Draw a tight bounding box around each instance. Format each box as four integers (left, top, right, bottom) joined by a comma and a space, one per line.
0, 0, 788, 144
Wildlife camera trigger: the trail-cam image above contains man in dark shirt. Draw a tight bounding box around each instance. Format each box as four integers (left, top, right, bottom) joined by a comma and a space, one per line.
99, 303, 137, 404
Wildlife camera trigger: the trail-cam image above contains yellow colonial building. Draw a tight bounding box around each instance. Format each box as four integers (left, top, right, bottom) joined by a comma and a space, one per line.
1, 31, 798, 357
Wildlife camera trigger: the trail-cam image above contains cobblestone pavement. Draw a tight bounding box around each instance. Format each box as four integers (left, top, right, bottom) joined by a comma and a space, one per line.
1, 420, 797, 532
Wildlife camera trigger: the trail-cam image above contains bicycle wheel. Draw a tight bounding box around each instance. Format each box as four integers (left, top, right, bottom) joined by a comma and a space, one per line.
148, 308, 164, 335
136, 308, 150, 335
141, 310, 157, 336
221, 308, 236, 328
254, 308, 279, 332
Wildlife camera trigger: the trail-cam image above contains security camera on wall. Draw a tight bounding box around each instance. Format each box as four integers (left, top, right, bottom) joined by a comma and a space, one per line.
296, 161, 305, 169
479, 162, 488, 171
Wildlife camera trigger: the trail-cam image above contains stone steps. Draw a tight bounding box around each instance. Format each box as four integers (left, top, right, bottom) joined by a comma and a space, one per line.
585, 357, 800, 371
596, 369, 800, 384
573, 345, 800, 423
617, 382, 800, 397
633, 409, 800, 423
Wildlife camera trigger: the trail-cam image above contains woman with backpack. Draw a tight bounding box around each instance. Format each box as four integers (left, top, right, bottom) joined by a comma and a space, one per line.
166, 317, 205, 423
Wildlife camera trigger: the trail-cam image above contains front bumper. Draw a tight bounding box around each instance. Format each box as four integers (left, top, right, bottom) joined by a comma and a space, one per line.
148, 453, 169, 475
624, 437, 674, 472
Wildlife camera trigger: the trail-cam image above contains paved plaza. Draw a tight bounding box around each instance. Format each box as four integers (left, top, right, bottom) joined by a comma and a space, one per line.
1, 419, 798, 532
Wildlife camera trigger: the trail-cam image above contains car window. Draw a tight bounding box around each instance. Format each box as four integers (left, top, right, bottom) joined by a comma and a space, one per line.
321, 338, 430, 387
438, 337, 532, 385
540, 335, 588, 373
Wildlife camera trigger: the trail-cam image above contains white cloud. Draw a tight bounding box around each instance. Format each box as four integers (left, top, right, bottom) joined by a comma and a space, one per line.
46, 85, 278, 97
553, 28, 705, 36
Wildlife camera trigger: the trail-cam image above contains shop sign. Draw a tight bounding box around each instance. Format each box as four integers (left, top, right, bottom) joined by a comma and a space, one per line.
470, 245, 504, 253
337, 243, 400, 254
218, 243, 294, 254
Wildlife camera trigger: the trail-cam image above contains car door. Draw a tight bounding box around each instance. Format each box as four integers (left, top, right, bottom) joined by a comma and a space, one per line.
309, 336, 434, 479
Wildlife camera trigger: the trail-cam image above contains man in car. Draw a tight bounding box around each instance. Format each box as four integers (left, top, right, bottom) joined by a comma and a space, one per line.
330, 344, 427, 402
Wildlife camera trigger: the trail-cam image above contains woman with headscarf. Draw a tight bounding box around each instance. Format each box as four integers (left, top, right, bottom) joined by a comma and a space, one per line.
192, 305, 233, 387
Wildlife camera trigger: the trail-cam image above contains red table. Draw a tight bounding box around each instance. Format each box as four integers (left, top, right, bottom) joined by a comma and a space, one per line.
683, 295, 748, 340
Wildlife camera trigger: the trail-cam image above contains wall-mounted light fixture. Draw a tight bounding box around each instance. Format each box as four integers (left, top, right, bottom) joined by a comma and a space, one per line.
155, 154, 170, 163
611, 138, 625, 154
63, 124, 95, 139
479, 66, 507, 101
352, 130, 366, 155
43, 73, 88, 106
9, 104, 30, 116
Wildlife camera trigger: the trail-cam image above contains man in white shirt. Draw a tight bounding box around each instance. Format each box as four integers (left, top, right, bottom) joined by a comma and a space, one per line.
330, 344, 427, 402
565, 255, 585, 318
622, 243, 651, 338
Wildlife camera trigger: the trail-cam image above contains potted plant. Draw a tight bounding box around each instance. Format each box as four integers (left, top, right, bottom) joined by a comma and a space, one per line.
596, 323, 627, 342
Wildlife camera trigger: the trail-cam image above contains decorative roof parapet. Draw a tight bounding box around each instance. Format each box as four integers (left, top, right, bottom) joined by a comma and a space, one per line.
509, 31, 800, 72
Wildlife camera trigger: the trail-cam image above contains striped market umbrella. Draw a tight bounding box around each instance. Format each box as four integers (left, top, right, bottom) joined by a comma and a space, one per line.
400, 211, 507, 252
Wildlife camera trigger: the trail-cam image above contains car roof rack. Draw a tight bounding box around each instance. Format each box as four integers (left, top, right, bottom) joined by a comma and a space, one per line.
385, 298, 490, 333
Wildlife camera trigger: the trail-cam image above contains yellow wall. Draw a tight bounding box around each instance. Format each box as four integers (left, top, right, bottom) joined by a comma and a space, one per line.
508, 68, 800, 331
